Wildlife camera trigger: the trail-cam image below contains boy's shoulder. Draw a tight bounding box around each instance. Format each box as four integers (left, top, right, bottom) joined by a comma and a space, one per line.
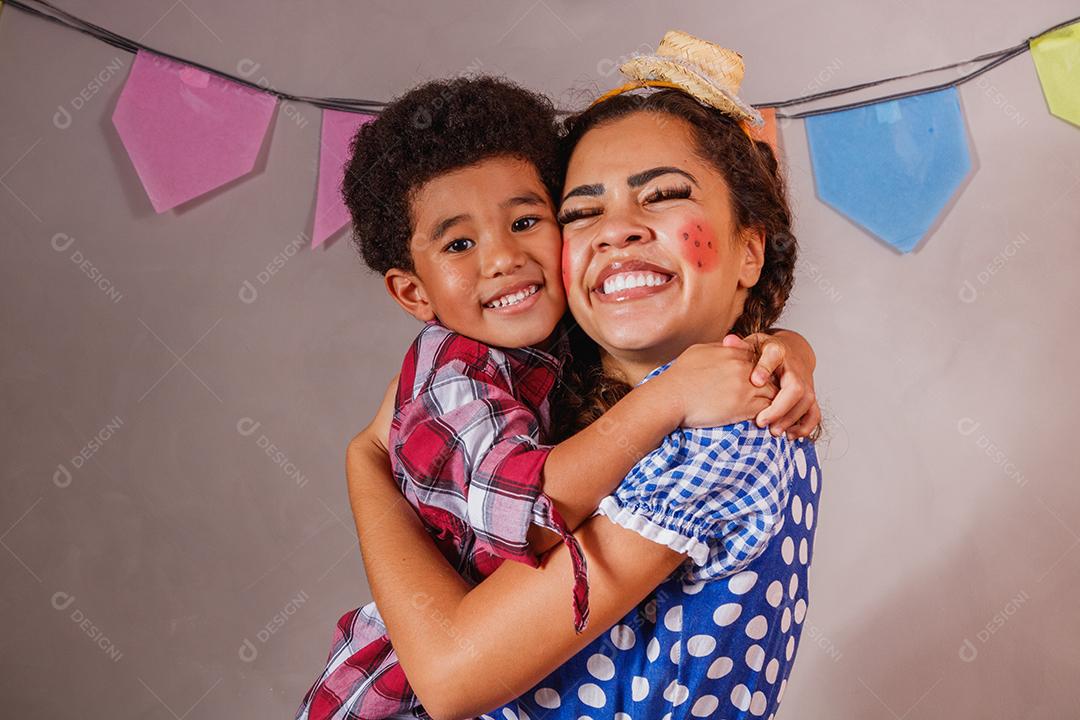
397, 321, 566, 409
397, 322, 505, 403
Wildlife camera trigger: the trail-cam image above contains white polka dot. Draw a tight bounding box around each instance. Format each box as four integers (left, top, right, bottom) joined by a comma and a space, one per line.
805, 502, 814, 530
789, 573, 799, 599
587, 653, 615, 681
745, 643, 765, 670
794, 598, 807, 624
791, 495, 803, 524
683, 579, 705, 595
750, 690, 768, 716
669, 640, 681, 663
691, 695, 720, 717
778, 678, 788, 703
729, 571, 758, 594
647, 637, 660, 662
799, 537, 809, 564
746, 615, 768, 640
609, 624, 636, 651
730, 684, 752, 711
794, 447, 807, 478
631, 675, 649, 701
578, 683, 606, 709
687, 634, 717, 657
614, 714, 631, 720
781, 536, 795, 564
766, 580, 784, 607
664, 605, 683, 632
713, 602, 743, 627
810, 466, 819, 493
663, 680, 690, 706
786, 635, 796, 660
502, 708, 517, 720
661, 715, 671, 720
707, 656, 733, 679
534, 688, 561, 709
781, 607, 792, 632
765, 658, 780, 683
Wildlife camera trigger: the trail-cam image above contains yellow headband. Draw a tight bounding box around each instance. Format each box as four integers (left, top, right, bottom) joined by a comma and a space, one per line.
589, 79, 758, 142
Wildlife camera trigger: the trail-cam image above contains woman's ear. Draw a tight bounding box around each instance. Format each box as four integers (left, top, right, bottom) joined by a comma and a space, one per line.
385, 269, 436, 322
737, 226, 767, 288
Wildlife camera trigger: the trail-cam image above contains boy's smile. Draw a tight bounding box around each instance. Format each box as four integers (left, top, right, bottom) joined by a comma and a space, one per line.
385, 156, 567, 350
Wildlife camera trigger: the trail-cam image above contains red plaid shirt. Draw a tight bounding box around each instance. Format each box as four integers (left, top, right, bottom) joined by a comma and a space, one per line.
296, 321, 589, 720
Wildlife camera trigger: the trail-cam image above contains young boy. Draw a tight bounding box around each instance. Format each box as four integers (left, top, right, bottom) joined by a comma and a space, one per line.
296, 76, 814, 720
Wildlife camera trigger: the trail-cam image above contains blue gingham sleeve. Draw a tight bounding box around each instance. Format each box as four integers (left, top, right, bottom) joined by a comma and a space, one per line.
593, 420, 795, 577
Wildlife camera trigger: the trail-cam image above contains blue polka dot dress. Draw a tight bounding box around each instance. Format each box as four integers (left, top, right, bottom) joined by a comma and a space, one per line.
480, 392, 823, 719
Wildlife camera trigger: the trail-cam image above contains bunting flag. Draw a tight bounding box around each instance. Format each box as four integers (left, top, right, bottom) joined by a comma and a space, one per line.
804, 87, 972, 253
312, 109, 374, 248
4, 1, 1077, 256
112, 50, 277, 213
1030, 19, 1080, 128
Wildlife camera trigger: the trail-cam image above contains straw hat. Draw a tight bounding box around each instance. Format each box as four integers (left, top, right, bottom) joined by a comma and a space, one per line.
604, 30, 764, 128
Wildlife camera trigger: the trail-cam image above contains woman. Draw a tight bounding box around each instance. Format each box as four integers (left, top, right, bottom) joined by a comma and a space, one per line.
347, 43, 822, 719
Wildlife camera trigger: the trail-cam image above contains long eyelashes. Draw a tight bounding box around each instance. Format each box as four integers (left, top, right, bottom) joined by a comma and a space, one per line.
643, 184, 692, 203
557, 184, 693, 225
557, 208, 600, 225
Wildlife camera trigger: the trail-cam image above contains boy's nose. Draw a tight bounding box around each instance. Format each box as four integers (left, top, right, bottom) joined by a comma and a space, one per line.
480, 235, 527, 276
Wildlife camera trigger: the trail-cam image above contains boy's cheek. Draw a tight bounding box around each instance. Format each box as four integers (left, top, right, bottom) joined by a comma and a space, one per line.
674, 219, 721, 272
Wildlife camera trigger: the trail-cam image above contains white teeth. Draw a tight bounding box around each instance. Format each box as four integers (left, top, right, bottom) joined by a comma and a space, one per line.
601, 271, 671, 295
484, 284, 539, 309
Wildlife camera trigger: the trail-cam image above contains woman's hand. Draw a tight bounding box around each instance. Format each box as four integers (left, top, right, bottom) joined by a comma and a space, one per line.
660, 342, 779, 429
733, 330, 821, 439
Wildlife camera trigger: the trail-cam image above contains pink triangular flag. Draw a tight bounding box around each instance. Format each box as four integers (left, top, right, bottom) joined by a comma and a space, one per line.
312, 109, 374, 247
112, 50, 277, 213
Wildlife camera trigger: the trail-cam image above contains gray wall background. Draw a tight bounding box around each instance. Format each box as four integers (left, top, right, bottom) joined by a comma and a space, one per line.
2, 1, 1078, 717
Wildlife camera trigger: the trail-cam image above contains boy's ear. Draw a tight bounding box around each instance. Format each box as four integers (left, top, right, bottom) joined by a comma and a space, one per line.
385, 268, 436, 322
737, 226, 767, 289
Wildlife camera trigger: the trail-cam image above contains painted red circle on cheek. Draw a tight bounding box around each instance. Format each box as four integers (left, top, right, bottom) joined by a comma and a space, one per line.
679, 221, 719, 271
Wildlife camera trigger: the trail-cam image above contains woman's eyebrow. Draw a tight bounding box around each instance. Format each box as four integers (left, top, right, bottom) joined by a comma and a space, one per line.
627, 166, 699, 188
561, 183, 604, 203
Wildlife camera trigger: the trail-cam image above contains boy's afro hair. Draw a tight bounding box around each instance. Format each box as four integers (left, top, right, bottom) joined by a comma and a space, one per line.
342, 76, 563, 274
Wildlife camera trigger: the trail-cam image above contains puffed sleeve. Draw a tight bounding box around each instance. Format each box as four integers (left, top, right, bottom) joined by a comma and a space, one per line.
593, 420, 796, 578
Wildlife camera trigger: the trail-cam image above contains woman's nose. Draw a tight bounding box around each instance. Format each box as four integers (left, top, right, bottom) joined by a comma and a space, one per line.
479, 234, 527, 277
593, 209, 652, 251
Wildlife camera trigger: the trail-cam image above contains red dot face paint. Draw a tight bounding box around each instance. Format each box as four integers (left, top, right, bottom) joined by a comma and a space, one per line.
678, 220, 720, 272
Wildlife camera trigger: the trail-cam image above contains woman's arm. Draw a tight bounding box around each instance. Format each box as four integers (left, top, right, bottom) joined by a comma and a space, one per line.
531, 340, 776, 551
347, 429, 686, 720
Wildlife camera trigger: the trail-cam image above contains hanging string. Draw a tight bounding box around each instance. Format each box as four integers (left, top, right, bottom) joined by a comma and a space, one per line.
3, 0, 1078, 119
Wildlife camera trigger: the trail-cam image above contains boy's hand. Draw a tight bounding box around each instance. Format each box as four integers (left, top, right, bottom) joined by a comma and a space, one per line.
662, 342, 778, 429
732, 332, 820, 439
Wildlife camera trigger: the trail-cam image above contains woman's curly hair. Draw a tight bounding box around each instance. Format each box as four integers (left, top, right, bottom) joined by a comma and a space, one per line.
551, 89, 810, 440
342, 76, 564, 274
